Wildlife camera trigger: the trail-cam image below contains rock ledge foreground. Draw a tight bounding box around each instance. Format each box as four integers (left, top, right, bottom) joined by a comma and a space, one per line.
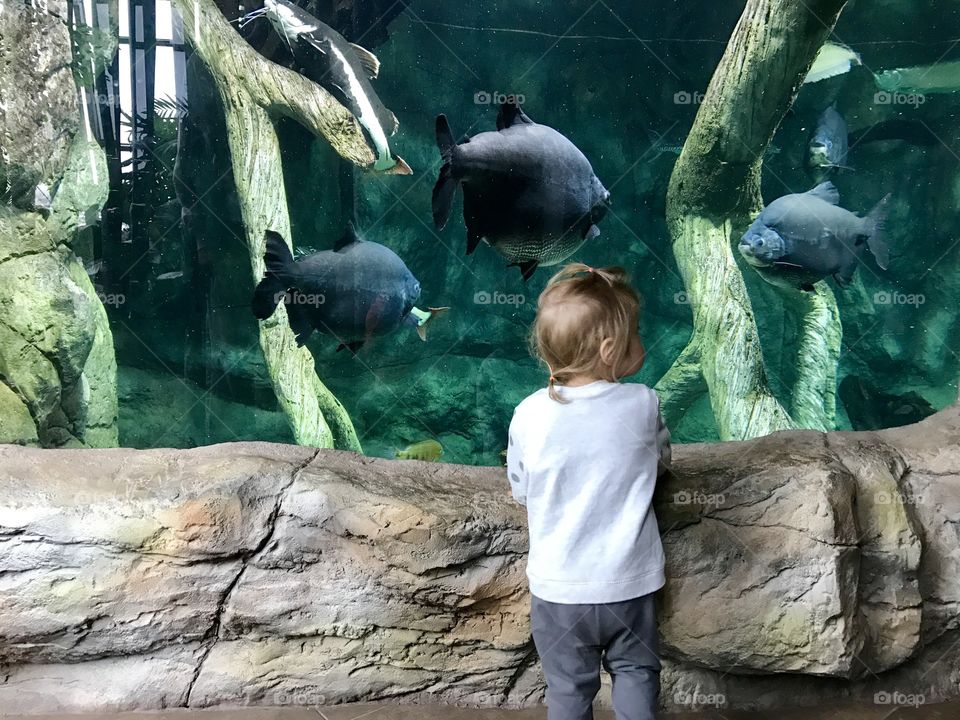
1, 404, 959, 713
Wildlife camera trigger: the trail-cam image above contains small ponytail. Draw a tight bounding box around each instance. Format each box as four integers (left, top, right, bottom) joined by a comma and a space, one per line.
544, 262, 628, 289
546, 363, 562, 402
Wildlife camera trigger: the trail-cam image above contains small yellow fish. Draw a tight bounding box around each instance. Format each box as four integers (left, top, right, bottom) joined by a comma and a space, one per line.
395, 438, 443, 462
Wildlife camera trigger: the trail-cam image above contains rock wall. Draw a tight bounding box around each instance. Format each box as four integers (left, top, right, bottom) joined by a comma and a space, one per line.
1, 404, 959, 713
0, 1, 118, 447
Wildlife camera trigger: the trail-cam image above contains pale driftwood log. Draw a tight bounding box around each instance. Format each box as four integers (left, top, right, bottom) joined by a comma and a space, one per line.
172, 0, 372, 450
659, 0, 848, 440
789, 283, 841, 429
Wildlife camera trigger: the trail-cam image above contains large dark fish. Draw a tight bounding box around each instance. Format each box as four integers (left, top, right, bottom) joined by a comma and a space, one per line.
808, 105, 849, 171
252, 226, 446, 351
432, 102, 610, 281
738, 182, 890, 291
253, 0, 411, 175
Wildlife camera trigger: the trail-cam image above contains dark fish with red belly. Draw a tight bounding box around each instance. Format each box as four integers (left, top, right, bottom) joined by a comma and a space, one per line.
432, 102, 610, 281
252, 225, 447, 352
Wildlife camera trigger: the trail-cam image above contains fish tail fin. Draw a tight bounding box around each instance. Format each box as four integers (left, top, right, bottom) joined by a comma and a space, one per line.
432, 115, 459, 229
865, 194, 892, 270
252, 230, 294, 320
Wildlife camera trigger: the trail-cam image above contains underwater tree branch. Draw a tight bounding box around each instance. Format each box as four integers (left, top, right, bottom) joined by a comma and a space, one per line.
662, 0, 848, 440
653, 337, 707, 429
173, 0, 375, 168
789, 284, 841, 430
172, 0, 366, 450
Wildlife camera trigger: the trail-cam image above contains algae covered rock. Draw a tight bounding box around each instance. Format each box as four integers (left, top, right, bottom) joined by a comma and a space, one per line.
0, 1, 78, 208
0, 3, 118, 446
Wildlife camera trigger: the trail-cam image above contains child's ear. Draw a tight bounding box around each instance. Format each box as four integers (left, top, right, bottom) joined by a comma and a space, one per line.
598, 337, 616, 366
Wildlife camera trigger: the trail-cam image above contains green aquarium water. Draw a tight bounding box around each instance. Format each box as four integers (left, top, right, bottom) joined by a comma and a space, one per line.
3, 0, 959, 463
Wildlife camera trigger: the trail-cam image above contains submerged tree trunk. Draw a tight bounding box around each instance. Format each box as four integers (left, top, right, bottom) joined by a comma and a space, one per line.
172, 0, 374, 450
659, 0, 848, 440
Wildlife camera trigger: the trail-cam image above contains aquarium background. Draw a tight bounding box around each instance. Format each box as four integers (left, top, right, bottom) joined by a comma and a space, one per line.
11, 0, 960, 464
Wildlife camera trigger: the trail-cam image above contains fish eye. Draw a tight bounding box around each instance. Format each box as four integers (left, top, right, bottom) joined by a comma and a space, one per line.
757, 238, 764, 246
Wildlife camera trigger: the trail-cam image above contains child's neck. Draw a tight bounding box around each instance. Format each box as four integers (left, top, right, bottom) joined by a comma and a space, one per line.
563, 374, 613, 387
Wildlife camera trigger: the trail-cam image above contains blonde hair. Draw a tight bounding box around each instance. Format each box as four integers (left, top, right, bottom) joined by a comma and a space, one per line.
529, 262, 642, 402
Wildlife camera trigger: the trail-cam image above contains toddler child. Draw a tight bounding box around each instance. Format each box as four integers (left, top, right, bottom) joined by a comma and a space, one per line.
506, 262, 672, 720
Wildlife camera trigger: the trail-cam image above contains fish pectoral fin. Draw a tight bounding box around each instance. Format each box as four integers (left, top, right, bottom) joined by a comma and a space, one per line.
509, 260, 539, 281
583, 223, 601, 240
818, 227, 838, 247
382, 155, 413, 175
299, 33, 328, 56
349, 43, 380, 78
414, 306, 450, 341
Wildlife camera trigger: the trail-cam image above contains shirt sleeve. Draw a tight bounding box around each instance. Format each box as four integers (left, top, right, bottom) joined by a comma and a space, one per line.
506, 412, 528, 506
654, 392, 672, 478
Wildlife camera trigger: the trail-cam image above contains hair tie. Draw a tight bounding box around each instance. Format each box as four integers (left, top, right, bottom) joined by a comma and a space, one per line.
549, 375, 556, 383
586, 266, 594, 273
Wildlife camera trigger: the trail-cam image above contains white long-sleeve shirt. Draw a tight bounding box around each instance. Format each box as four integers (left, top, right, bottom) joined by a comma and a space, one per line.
506, 380, 671, 604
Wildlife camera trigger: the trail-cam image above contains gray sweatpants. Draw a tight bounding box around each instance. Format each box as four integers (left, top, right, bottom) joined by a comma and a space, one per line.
530, 591, 660, 720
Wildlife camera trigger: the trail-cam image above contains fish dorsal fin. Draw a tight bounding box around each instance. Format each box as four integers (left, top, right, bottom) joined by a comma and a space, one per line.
334, 222, 361, 251
808, 181, 840, 205
496, 102, 534, 130
349, 43, 380, 79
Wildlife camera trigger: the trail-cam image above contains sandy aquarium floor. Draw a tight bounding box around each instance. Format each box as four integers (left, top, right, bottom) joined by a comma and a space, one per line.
10, 699, 960, 720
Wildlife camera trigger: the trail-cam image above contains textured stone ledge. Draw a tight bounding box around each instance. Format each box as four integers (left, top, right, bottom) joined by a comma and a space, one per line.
1, 402, 959, 713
